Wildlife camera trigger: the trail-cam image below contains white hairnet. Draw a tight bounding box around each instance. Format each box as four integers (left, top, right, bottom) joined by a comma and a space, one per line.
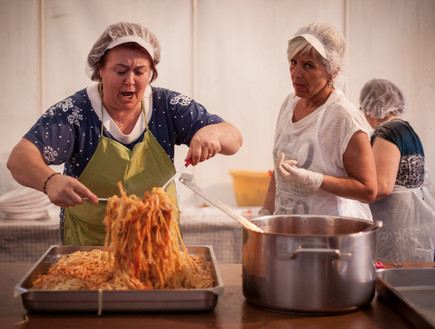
86, 22, 161, 81
360, 79, 407, 119
287, 23, 346, 89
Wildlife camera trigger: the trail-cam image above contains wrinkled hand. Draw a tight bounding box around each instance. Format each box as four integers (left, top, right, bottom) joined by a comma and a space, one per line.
276, 153, 323, 191
185, 126, 222, 165
44, 174, 99, 208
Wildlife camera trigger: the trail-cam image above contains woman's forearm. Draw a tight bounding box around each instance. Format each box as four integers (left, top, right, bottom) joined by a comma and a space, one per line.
320, 174, 377, 203
216, 122, 243, 155
262, 172, 276, 212
7, 138, 54, 192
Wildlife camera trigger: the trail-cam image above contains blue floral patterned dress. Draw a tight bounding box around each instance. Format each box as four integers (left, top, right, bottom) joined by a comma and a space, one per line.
24, 85, 224, 227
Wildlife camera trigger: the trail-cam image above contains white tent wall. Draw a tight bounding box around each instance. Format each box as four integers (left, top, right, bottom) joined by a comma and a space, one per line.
43, 0, 194, 107
1, 0, 434, 205
0, 0, 41, 193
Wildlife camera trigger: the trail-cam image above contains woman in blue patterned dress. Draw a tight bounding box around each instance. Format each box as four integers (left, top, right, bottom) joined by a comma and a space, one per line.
7, 22, 242, 245
360, 78, 435, 262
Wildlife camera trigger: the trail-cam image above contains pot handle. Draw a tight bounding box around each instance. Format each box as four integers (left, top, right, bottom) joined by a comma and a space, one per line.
278, 248, 352, 260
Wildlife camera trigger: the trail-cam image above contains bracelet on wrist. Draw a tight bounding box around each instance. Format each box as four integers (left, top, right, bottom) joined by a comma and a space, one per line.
43, 172, 60, 194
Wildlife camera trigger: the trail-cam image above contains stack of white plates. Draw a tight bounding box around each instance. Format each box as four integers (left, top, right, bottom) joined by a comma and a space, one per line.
0, 186, 55, 220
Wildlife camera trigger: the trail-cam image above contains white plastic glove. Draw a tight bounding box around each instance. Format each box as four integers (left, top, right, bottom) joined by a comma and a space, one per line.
258, 207, 273, 216
276, 153, 323, 191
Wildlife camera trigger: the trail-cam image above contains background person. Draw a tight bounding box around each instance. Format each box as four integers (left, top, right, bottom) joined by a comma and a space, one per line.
7, 22, 242, 245
261, 22, 377, 220
360, 78, 435, 262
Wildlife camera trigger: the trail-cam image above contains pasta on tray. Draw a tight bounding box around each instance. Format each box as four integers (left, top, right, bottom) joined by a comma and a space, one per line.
32, 184, 214, 290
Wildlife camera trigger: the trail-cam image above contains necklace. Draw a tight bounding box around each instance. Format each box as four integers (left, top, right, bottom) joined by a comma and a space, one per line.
112, 112, 130, 129
99, 84, 127, 129
111, 115, 125, 129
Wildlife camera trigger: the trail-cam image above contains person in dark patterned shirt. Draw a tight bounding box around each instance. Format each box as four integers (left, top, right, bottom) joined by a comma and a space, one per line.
7, 22, 242, 245
360, 78, 435, 262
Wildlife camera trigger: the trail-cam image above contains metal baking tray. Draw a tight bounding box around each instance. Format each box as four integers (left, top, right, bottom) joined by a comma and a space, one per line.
376, 268, 435, 329
14, 245, 224, 313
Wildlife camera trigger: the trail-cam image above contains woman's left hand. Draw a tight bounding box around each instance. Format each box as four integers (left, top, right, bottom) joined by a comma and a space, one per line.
185, 126, 221, 165
185, 122, 242, 165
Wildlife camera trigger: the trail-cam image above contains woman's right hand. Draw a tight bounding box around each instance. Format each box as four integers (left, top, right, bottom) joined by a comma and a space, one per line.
44, 173, 99, 207
7, 138, 99, 208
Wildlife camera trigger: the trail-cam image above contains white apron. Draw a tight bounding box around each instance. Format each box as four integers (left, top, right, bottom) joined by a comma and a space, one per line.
273, 90, 372, 220
370, 184, 435, 262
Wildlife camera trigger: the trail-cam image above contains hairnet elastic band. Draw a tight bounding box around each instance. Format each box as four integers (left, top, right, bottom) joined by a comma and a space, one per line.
292, 33, 327, 59
106, 36, 155, 61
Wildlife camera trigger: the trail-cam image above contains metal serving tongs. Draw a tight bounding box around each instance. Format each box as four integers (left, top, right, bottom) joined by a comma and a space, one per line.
82, 197, 108, 202
179, 173, 264, 233
162, 160, 192, 190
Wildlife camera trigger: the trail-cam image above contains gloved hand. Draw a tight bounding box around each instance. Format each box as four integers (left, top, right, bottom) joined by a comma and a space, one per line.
258, 207, 273, 216
276, 153, 323, 191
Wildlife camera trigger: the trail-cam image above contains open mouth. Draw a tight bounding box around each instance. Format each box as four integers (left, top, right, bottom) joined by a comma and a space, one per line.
121, 92, 134, 99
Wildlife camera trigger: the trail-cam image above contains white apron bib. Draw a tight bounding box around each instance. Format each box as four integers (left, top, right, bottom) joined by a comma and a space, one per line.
274, 91, 372, 220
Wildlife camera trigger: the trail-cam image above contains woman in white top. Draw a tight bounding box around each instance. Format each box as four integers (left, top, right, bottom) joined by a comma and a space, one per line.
261, 22, 377, 220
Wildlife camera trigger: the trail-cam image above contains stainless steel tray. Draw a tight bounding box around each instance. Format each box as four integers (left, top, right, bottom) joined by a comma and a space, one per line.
15, 245, 224, 313
376, 268, 435, 329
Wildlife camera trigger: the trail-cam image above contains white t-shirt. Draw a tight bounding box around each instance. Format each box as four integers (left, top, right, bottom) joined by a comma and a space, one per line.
273, 89, 372, 219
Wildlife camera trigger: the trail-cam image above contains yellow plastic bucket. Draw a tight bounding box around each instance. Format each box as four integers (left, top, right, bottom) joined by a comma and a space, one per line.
229, 170, 271, 207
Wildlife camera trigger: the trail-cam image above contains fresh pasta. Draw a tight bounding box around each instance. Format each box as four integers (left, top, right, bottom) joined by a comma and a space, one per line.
32, 184, 214, 290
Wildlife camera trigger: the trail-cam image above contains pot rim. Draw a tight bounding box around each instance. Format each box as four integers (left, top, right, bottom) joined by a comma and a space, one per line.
246, 214, 381, 238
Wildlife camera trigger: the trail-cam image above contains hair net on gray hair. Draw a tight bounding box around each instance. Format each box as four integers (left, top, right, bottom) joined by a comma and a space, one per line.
287, 22, 346, 89
86, 22, 161, 82
360, 79, 407, 119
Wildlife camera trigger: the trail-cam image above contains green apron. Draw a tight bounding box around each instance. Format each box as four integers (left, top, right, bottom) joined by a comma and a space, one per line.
63, 95, 177, 245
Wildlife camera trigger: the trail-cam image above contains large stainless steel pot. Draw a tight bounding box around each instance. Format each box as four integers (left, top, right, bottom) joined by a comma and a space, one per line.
242, 215, 381, 314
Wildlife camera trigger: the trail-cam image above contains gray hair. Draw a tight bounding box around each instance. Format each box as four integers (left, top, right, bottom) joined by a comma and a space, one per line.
287, 23, 346, 89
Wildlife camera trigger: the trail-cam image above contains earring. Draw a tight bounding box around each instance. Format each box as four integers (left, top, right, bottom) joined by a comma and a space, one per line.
328, 81, 333, 88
